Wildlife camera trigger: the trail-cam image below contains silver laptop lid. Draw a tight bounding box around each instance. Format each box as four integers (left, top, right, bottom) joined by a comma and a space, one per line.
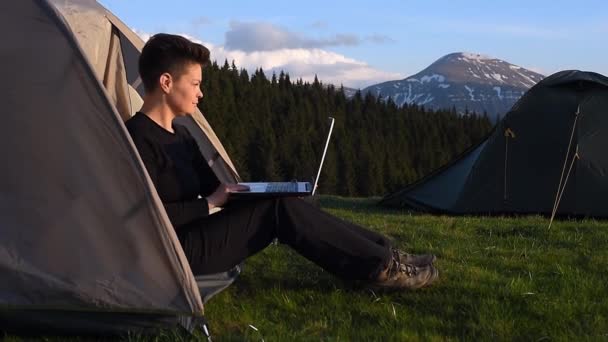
312, 116, 335, 196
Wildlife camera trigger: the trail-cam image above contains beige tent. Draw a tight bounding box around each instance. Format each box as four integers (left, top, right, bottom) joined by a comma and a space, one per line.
0, 0, 240, 335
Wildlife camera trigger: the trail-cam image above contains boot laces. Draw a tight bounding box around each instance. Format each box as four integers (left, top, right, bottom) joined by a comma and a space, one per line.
387, 250, 417, 278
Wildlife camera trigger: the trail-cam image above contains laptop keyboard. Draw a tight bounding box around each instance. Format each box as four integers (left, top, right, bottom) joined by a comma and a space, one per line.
266, 182, 299, 192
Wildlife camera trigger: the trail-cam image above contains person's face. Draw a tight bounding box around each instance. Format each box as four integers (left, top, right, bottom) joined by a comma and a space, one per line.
163, 62, 203, 116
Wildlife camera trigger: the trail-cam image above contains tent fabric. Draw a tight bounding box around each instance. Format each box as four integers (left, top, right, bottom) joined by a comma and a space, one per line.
0, 0, 240, 334
381, 70, 608, 217
47, 0, 243, 305
0, 309, 199, 336
195, 264, 244, 303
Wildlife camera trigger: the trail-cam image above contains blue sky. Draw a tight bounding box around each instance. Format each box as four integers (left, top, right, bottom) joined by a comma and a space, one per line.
99, 0, 607, 88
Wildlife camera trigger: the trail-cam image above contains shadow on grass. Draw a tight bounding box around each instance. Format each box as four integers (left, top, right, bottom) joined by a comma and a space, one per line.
319, 195, 419, 216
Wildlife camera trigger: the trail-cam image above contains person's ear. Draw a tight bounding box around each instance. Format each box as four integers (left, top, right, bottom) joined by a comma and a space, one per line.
159, 72, 173, 94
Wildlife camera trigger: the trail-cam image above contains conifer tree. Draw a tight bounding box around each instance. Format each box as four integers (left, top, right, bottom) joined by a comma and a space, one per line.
199, 61, 493, 196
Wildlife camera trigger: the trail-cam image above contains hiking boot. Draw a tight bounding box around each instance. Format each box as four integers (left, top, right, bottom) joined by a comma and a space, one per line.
372, 256, 439, 290
392, 248, 436, 266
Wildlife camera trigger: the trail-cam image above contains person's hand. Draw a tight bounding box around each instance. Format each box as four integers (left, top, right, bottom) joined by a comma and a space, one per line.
205, 183, 249, 210
227, 183, 250, 193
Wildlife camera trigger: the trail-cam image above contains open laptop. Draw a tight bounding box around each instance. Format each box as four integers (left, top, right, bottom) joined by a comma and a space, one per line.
231, 116, 335, 198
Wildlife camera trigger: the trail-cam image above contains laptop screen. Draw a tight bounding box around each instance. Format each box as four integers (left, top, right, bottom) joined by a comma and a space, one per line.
312, 116, 335, 196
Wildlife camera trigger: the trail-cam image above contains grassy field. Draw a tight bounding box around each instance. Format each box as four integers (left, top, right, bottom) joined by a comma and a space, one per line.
4, 196, 608, 341
203, 196, 608, 341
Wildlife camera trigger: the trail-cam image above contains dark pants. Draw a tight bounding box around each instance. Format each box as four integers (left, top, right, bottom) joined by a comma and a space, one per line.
177, 197, 392, 281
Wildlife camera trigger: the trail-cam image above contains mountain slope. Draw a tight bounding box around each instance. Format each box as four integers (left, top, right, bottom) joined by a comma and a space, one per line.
362, 52, 545, 120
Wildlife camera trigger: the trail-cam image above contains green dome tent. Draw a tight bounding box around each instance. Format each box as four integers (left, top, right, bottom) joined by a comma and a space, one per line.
1, 0, 241, 335
381, 70, 608, 218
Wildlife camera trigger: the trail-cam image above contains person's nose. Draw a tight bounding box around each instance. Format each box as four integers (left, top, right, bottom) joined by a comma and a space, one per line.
197, 89, 204, 99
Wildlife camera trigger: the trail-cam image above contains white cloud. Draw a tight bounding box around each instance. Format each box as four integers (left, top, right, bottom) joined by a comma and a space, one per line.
225, 21, 361, 52
210, 43, 402, 89
134, 30, 402, 89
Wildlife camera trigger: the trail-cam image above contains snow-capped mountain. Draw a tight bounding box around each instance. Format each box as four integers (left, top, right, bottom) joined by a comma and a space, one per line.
362, 52, 545, 120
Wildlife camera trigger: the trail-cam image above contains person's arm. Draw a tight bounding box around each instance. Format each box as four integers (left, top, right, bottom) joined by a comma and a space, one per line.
189, 135, 221, 196
136, 138, 212, 226
190, 143, 249, 210
187, 133, 229, 211
162, 197, 211, 227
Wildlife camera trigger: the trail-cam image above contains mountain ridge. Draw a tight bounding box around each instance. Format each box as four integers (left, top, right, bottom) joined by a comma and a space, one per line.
361, 52, 545, 120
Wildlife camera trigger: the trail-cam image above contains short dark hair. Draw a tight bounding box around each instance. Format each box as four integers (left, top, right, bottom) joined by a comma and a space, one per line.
138, 33, 210, 93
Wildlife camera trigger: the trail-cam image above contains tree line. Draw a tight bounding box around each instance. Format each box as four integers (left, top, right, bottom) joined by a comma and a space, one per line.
200, 60, 493, 197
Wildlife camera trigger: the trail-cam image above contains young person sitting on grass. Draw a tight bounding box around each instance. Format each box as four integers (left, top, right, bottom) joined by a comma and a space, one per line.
125, 33, 439, 290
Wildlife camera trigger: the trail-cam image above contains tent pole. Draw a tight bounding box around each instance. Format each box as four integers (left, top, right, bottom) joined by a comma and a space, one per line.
549, 147, 579, 229
549, 106, 580, 228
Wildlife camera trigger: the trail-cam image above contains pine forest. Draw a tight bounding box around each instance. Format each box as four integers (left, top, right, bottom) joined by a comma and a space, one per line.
200, 61, 494, 197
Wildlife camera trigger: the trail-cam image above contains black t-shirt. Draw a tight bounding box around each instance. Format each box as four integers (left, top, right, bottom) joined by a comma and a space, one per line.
125, 112, 220, 227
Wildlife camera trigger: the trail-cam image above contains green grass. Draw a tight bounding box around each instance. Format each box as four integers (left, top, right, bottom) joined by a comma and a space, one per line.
4, 196, 608, 341
204, 196, 608, 341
